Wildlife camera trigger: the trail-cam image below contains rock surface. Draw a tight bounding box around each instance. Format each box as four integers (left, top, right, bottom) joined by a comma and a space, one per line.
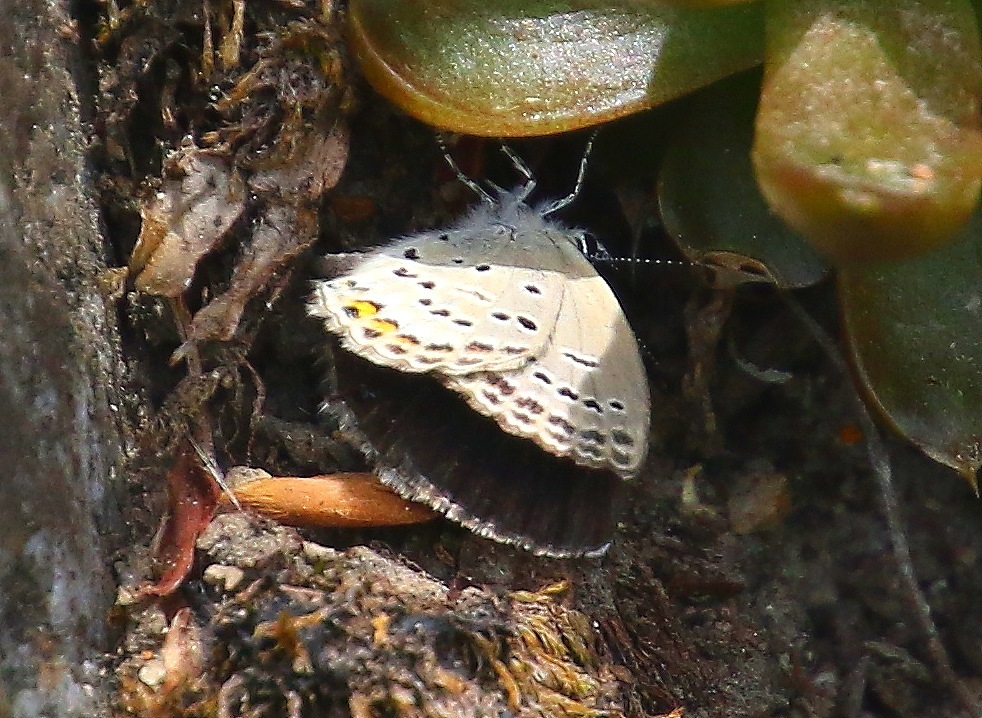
0, 1, 126, 715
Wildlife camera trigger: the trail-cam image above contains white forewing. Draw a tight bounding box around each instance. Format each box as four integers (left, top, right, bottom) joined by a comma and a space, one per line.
309, 191, 651, 477
309, 231, 568, 375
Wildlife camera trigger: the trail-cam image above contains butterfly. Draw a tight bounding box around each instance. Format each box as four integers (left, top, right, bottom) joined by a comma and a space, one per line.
310, 188, 650, 477
308, 176, 651, 555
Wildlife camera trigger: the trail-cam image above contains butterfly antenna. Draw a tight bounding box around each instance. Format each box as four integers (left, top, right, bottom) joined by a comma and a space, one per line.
543, 129, 598, 216
437, 134, 495, 205
500, 144, 537, 202
588, 255, 691, 268
588, 252, 694, 291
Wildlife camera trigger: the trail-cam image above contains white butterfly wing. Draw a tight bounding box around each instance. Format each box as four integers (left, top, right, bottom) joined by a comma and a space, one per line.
442, 273, 651, 478
311, 199, 651, 477
309, 229, 567, 375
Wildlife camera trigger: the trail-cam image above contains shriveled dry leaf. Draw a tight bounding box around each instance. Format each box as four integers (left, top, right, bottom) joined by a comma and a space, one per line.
187, 123, 349, 344
138, 442, 222, 598
248, 121, 350, 199
130, 149, 247, 296
185, 202, 318, 343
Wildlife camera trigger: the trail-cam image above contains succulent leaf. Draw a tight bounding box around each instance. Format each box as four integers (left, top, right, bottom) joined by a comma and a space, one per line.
348, 0, 764, 136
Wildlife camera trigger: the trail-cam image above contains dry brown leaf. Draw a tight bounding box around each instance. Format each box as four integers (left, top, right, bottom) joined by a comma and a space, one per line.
184, 202, 318, 343
248, 121, 350, 200
130, 149, 246, 297
138, 442, 222, 598
186, 122, 350, 344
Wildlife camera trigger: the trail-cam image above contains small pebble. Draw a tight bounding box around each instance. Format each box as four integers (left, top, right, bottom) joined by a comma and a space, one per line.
137, 658, 167, 687
302, 541, 340, 563
115, 585, 138, 607
202, 564, 245, 592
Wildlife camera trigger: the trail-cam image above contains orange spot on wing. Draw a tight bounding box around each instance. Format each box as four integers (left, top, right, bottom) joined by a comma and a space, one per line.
368, 318, 399, 334
344, 299, 381, 318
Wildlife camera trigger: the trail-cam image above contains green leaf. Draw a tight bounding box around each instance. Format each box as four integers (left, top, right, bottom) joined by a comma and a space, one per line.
840, 205, 982, 484
348, 0, 764, 136
753, 0, 982, 264
659, 70, 828, 288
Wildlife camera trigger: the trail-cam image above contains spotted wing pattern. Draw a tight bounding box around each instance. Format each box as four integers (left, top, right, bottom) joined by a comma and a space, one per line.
309, 227, 565, 376
441, 273, 650, 477
309, 195, 650, 477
